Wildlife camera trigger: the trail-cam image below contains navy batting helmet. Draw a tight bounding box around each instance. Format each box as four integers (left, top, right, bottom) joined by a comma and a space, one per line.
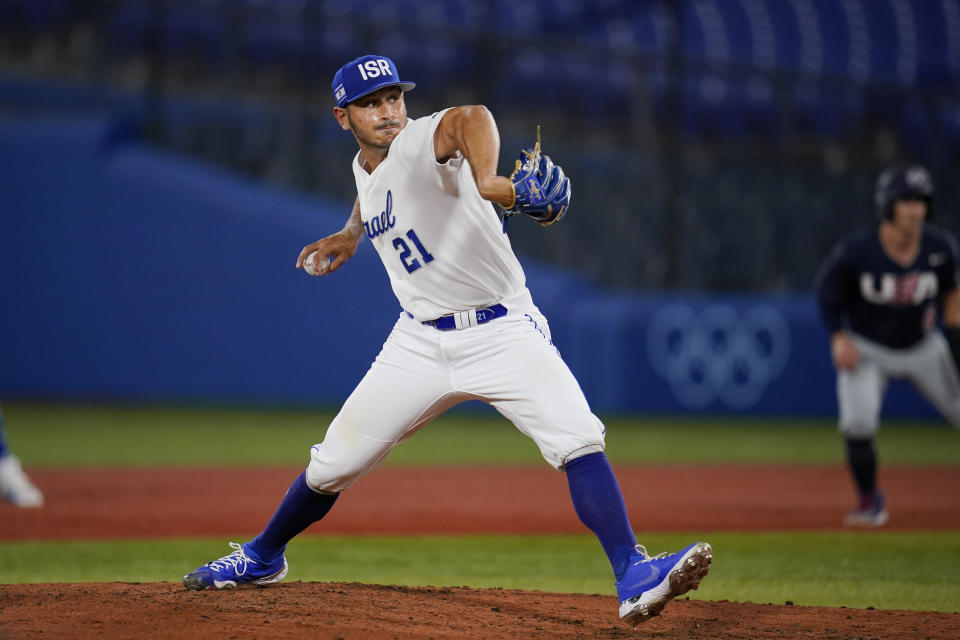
874, 164, 934, 221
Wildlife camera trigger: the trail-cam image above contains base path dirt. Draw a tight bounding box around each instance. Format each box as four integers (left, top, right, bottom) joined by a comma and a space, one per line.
2, 463, 958, 639
2, 463, 959, 540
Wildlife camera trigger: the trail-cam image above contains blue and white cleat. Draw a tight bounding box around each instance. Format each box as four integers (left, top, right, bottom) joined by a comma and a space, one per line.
182, 542, 288, 591
616, 541, 712, 627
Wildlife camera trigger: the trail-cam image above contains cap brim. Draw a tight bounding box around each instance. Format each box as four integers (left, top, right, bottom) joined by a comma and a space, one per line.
346, 81, 416, 105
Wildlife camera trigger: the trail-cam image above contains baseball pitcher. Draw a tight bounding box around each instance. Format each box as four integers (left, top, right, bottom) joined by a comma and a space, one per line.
181, 54, 711, 627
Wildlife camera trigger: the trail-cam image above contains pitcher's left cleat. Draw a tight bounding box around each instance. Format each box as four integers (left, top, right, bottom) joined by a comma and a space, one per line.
616, 541, 712, 627
182, 542, 288, 591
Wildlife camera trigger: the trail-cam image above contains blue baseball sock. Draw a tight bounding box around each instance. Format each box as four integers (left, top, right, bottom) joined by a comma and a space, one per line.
247, 471, 339, 563
565, 451, 638, 581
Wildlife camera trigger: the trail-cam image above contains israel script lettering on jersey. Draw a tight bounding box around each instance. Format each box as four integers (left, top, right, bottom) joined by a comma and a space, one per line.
364, 190, 397, 239
859, 271, 938, 306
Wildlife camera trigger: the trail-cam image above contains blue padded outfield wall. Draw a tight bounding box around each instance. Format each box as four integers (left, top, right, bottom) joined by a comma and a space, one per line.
0, 117, 939, 419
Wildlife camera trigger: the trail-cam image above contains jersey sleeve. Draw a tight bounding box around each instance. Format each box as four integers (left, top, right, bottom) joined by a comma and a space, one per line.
393, 109, 455, 184
814, 240, 853, 334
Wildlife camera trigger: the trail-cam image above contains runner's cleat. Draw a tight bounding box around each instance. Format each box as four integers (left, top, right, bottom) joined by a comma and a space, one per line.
0, 455, 44, 508
843, 491, 888, 528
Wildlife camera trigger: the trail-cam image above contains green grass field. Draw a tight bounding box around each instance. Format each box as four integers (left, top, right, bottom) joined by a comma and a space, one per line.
6, 402, 960, 466
2, 402, 959, 612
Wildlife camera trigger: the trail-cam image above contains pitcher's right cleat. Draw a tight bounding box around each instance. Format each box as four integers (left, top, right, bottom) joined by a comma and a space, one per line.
182, 542, 288, 591
616, 541, 712, 627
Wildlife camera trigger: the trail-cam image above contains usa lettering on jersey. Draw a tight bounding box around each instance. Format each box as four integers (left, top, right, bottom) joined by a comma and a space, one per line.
859, 271, 938, 306
357, 59, 393, 81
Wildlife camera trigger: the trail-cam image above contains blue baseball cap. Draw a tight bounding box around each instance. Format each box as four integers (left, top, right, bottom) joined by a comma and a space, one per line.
332, 55, 415, 108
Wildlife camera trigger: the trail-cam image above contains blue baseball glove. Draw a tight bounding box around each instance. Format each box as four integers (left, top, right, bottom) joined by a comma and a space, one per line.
502, 127, 571, 226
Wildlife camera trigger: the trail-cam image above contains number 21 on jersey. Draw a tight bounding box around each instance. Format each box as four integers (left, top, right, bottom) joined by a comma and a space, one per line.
393, 229, 434, 273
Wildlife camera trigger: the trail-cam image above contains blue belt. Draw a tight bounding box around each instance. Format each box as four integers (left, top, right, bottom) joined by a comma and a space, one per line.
418, 304, 508, 331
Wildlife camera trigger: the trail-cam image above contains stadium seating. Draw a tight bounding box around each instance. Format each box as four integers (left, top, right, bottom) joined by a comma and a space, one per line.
2, 0, 958, 294
3, 0, 957, 142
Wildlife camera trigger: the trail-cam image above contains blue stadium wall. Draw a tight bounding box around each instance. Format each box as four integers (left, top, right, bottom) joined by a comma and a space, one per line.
0, 117, 938, 419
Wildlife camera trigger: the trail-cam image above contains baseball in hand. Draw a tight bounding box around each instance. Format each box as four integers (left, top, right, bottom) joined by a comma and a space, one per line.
304, 251, 331, 276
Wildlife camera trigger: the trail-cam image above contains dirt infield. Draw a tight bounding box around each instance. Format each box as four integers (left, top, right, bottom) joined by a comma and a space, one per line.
2, 582, 959, 640
3, 463, 959, 540
1, 464, 959, 639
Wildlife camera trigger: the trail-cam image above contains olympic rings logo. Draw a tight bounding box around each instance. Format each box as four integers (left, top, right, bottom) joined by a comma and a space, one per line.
645, 304, 791, 409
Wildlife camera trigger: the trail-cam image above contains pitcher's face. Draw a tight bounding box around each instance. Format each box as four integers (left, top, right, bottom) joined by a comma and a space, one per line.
335, 86, 407, 151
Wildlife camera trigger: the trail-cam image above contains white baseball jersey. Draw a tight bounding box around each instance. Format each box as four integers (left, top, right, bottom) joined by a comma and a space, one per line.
351, 108, 526, 321
305, 105, 606, 492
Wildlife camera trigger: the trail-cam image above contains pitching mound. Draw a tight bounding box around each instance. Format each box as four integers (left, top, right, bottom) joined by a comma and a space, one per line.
2, 582, 958, 640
